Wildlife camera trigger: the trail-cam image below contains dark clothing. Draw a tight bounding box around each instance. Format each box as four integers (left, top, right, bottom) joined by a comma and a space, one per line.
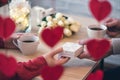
103, 66, 120, 80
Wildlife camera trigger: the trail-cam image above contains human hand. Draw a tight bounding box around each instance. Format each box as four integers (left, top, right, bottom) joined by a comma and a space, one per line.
43, 47, 70, 66
77, 39, 94, 60
103, 18, 120, 37
78, 39, 112, 61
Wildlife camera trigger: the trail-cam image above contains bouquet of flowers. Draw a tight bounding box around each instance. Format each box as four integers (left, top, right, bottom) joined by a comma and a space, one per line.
38, 12, 81, 37
9, 0, 31, 32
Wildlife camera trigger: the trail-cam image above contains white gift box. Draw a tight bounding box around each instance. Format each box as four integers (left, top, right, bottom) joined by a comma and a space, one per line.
59, 42, 83, 58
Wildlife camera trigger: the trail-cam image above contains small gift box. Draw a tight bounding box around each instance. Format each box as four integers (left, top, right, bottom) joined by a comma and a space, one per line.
59, 42, 83, 58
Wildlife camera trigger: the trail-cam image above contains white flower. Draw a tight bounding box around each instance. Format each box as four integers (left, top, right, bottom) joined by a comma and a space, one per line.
61, 17, 66, 21
68, 17, 75, 24
46, 16, 52, 21
41, 21, 47, 27
16, 17, 24, 23
53, 18, 58, 24
70, 25, 80, 32
64, 20, 70, 26
58, 20, 64, 27
64, 28, 72, 37
47, 21, 55, 27
55, 13, 63, 20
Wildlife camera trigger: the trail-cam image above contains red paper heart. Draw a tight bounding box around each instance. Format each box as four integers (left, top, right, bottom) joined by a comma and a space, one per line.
0, 16, 16, 39
41, 26, 63, 47
0, 54, 17, 77
86, 70, 103, 80
86, 39, 110, 60
89, 0, 112, 22
41, 65, 64, 80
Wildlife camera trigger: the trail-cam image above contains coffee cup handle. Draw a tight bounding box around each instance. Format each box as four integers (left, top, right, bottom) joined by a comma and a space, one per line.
12, 40, 19, 48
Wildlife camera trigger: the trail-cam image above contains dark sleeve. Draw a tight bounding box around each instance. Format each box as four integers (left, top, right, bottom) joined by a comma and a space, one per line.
16, 56, 48, 80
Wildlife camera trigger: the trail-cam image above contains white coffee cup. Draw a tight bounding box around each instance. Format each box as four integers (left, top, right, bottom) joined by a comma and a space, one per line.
87, 25, 107, 39
13, 33, 39, 55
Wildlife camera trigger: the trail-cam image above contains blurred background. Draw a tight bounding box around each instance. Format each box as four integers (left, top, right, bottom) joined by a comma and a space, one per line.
31, 0, 120, 19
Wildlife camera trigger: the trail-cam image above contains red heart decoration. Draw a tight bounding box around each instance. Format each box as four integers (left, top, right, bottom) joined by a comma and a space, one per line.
86, 39, 110, 61
89, 0, 112, 22
41, 26, 63, 47
86, 70, 103, 80
0, 54, 17, 77
0, 16, 16, 39
41, 65, 64, 80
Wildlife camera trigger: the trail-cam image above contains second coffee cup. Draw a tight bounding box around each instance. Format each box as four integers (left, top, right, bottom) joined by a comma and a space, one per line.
13, 33, 39, 55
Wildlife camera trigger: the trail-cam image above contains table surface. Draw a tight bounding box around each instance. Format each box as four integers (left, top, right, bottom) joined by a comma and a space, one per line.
0, 12, 98, 80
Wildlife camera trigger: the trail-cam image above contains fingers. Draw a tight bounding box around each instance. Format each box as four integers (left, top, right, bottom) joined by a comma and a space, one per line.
78, 51, 90, 59
106, 21, 117, 27
106, 31, 120, 37
103, 17, 113, 23
50, 47, 63, 57
77, 51, 95, 61
56, 57, 70, 65
104, 18, 117, 27
78, 39, 94, 45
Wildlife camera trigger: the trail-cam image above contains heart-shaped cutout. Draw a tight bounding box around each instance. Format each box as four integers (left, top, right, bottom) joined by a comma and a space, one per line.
89, 0, 112, 22
0, 16, 16, 39
0, 54, 17, 77
41, 65, 64, 80
86, 70, 103, 80
86, 39, 110, 61
41, 26, 63, 47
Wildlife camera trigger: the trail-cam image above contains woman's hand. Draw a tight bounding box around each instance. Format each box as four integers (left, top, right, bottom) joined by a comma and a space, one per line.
43, 47, 70, 66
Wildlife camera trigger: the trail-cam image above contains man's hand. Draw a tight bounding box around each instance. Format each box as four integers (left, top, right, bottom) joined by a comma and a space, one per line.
103, 18, 120, 37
